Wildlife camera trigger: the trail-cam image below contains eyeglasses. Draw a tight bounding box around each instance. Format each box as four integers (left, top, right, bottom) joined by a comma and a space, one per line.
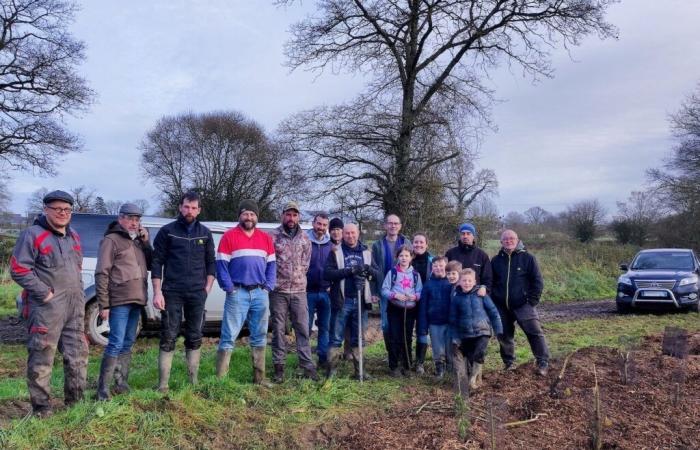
45, 206, 73, 214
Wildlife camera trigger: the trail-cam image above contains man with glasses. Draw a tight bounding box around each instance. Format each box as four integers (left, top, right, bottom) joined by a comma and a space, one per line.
371, 214, 411, 371
491, 229, 548, 376
94, 203, 152, 400
152, 191, 216, 393
10, 190, 88, 417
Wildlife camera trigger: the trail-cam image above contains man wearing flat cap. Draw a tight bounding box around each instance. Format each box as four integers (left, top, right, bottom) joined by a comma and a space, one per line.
94, 203, 152, 400
151, 191, 216, 393
215, 199, 276, 386
10, 190, 88, 417
269, 201, 317, 382
445, 223, 493, 292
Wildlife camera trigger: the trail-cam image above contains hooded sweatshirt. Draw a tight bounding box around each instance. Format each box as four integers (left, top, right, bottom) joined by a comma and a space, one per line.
306, 229, 332, 292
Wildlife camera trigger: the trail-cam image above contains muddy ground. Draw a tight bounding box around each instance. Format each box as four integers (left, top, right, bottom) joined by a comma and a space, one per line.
317, 332, 700, 450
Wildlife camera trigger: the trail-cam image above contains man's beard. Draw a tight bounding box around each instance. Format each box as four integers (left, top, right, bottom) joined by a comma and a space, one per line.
183, 214, 195, 223
241, 219, 256, 230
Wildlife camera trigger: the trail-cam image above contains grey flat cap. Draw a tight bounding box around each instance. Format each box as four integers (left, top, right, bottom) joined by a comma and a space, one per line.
119, 202, 143, 216
43, 190, 74, 206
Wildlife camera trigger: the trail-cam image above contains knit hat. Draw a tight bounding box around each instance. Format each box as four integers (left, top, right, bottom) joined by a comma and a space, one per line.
238, 199, 259, 216
459, 222, 477, 237
329, 217, 344, 230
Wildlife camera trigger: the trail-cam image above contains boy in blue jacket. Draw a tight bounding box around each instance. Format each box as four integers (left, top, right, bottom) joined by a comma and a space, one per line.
417, 256, 452, 378
449, 269, 503, 392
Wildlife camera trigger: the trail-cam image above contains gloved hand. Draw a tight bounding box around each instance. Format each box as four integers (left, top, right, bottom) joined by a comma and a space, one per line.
362, 264, 372, 276
351, 265, 364, 276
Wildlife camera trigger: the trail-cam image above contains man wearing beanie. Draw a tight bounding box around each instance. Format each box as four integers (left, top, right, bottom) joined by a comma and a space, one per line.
445, 223, 493, 292
215, 199, 276, 387
328, 217, 344, 247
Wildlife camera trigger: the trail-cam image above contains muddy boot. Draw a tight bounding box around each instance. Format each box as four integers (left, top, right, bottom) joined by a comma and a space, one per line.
453, 345, 469, 397
326, 347, 339, 378
536, 363, 548, 377
273, 364, 285, 384
185, 349, 201, 385
216, 349, 232, 379
435, 361, 445, 379
96, 355, 118, 401
157, 350, 174, 394
415, 343, 427, 375
469, 363, 483, 390
113, 352, 132, 395
252, 347, 273, 388
32, 406, 53, 419
351, 347, 372, 380
303, 366, 320, 382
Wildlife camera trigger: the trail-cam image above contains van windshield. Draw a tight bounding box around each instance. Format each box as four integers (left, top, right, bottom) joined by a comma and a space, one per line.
631, 252, 695, 271
69, 214, 117, 258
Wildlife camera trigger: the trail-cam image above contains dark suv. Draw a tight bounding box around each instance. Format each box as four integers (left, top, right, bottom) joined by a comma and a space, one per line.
616, 248, 700, 313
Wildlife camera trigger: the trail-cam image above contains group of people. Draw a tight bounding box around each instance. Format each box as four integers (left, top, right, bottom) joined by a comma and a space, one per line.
10, 189, 549, 418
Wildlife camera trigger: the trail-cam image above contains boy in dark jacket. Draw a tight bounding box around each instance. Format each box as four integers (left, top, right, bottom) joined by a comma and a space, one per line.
449, 269, 502, 393
417, 256, 452, 378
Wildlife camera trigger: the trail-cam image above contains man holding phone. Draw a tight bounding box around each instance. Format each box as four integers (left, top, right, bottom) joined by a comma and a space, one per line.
94, 203, 153, 400
151, 192, 216, 393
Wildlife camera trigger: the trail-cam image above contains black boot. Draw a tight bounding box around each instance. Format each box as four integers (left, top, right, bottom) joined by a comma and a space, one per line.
97, 355, 119, 401
113, 352, 132, 395
415, 343, 427, 375
273, 364, 285, 384
435, 361, 445, 379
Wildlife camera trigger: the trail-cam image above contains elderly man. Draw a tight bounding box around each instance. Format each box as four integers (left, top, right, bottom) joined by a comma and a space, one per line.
215, 199, 276, 387
491, 229, 549, 376
152, 192, 216, 393
371, 214, 411, 371
270, 202, 317, 382
445, 223, 493, 292
306, 213, 333, 370
10, 190, 88, 417
94, 203, 152, 400
324, 223, 379, 379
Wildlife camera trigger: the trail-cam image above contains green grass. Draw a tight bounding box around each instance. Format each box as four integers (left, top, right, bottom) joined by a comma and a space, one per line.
0, 281, 21, 318
1, 309, 698, 449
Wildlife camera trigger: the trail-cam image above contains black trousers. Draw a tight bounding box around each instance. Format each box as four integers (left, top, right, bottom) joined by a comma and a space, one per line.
456, 336, 490, 365
497, 303, 549, 367
160, 289, 207, 351
387, 303, 417, 370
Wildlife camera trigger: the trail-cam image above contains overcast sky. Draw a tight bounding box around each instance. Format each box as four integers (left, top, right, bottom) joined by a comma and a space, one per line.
6, 0, 700, 218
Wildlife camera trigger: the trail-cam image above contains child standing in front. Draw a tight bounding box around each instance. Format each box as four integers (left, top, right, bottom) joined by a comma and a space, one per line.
417, 256, 453, 378
449, 268, 502, 392
382, 245, 423, 377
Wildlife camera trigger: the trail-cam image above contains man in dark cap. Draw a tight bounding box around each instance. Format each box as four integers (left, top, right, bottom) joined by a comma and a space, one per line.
151, 191, 216, 393
94, 203, 152, 400
10, 190, 88, 417
445, 223, 493, 292
215, 199, 276, 387
328, 217, 344, 247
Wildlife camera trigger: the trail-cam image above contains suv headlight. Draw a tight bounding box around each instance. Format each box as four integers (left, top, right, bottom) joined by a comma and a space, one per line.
679, 275, 698, 287
618, 275, 632, 286
81, 271, 95, 288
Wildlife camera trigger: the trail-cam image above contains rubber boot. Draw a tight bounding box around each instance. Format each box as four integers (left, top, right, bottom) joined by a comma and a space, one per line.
157, 350, 174, 394
435, 361, 445, 379
216, 349, 232, 379
469, 363, 483, 390
273, 364, 285, 384
415, 343, 427, 375
351, 347, 372, 380
326, 347, 339, 378
186, 349, 201, 385
252, 347, 273, 388
303, 365, 320, 381
453, 345, 469, 397
97, 355, 119, 401
113, 352, 132, 395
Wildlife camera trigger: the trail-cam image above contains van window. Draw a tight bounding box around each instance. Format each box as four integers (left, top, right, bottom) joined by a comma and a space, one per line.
70, 214, 117, 258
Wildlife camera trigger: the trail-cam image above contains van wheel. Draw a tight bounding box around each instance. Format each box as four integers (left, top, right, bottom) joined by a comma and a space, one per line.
84, 301, 142, 346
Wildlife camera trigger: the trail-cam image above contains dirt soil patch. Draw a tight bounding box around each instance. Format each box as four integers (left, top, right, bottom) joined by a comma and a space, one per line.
318, 333, 700, 449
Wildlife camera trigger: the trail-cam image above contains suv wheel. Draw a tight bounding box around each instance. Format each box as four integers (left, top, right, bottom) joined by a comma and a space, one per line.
84, 300, 142, 346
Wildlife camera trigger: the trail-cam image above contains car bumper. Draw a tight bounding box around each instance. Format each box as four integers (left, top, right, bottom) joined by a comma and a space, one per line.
616, 283, 699, 309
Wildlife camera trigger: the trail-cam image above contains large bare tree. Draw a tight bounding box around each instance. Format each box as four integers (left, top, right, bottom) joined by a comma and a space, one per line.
0, 0, 94, 174
280, 0, 616, 220
140, 111, 305, 221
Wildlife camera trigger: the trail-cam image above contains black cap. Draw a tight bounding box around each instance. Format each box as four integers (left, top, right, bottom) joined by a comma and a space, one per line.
119, 203, 143, 216
238, 199, 259, 216
43, 190, 74, 206
329, 217, 344, 230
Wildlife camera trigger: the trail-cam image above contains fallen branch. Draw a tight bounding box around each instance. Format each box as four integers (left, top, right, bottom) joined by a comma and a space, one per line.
504, 413, 548, 428
550, 350, 576, 397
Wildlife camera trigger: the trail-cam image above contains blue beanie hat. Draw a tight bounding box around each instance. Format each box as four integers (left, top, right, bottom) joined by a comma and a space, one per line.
459, 223, 477, 237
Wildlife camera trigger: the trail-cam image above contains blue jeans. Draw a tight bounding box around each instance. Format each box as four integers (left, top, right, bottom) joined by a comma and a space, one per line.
330, 298, 368, 348
379, 296, 389, 334
104, 304, 142, 357
218, 287, 269, 351
430, 324, 451, 364
307, 291, 331, 362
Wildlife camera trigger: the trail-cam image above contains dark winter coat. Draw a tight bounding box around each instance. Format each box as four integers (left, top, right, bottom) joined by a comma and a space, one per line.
490, 241, 544, 310
448, 286, 503, 340
417, 275, 454, 335
324, 240, 378, 310
445, 242, 493, 292
151, 215, 216, 292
